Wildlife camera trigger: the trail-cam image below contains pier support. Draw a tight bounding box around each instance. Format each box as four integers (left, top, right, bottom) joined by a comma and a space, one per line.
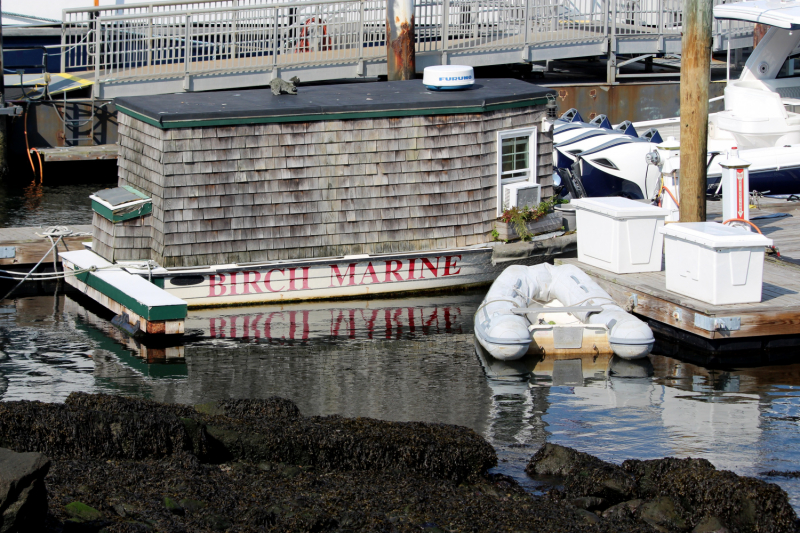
387, 0, 416, 80
679, 0, 713, 222
0, 0, 8, 178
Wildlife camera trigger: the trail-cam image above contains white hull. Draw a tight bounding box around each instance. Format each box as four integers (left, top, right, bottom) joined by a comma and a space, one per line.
133, 249, 504, 309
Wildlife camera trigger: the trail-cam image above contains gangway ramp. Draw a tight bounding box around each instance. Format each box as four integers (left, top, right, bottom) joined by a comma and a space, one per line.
59, 0, 754, 98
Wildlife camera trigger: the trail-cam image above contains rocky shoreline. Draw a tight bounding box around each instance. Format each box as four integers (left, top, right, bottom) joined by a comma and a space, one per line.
0, 393, 795, 532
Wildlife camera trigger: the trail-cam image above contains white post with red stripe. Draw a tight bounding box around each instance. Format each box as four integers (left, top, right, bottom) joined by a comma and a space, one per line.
720, 148, 752, 224
656, 136, 681, 222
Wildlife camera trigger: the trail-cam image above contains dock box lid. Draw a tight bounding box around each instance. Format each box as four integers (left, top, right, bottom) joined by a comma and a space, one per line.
660, 221, 773, 248
90, 186, 152, 223
571, 197, 669, 218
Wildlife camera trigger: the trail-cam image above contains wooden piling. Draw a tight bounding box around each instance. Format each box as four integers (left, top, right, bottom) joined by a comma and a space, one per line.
387, 0, 416, 81
679, 0, 713, 223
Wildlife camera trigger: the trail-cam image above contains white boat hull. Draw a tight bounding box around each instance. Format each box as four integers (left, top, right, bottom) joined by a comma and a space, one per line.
139, 249, 503, 308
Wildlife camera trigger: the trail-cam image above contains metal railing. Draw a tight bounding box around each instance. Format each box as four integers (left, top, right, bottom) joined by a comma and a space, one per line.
60, 0, 753, 86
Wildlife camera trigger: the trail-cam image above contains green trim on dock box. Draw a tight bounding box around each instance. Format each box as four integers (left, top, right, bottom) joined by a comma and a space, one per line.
92, 199, 152, 223
75, 270, 187, 321
92, 186, 152, 223
116, 98, 550, 130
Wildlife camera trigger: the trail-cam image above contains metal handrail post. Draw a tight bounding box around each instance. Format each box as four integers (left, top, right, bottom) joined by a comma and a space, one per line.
147, 5, 154, 67
608, 0, 617, 84
657, 0, 663, 46
442, 0, 449, 54
60, 21, 67, 72
522, 0, 530, 49
232, 0, 239, 59
185, 13, 192, 75
272, 7, 278, 70
358, 0, 365, 61
94, 22, 102, 96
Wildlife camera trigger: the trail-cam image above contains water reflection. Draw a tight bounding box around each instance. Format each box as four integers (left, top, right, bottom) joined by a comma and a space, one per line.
0, 291, 799, 510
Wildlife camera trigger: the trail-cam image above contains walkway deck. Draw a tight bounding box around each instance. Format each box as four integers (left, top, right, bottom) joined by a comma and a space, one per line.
59, 0, 753, 98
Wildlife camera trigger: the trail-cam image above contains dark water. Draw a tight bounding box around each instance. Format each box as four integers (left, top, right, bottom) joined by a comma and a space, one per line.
0, 290, 798, 511
0, 168, 114, 228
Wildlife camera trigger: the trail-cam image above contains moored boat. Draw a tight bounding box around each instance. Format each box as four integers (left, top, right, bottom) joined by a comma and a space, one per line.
552, 0, 800, 200
473, 263, 654, 361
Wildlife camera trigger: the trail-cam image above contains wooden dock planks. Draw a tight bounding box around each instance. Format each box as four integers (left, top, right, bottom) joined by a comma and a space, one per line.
558, 257, 800, 341
0, 225, 93, 267
37, 145, 118, 162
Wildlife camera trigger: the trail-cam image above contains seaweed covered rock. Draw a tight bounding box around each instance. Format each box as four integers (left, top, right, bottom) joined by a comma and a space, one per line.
65, 392, 197, 418
202, 414, 496, 482
526, 444, 637, 504
0, 394, 495, 483
623, 457, 797, 533
197, 397, 301, 421
528, 446, 799, 533
0, 447, 50, 533
0, 401, 191, 460
44, 457, 657, 533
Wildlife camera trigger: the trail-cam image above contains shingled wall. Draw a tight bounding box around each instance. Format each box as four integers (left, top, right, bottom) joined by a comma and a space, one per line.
92, 212, 152, 262
116, 105, 552, 268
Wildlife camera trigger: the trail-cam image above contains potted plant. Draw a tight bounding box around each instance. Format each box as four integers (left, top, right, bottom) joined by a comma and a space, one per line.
494, 198, 568, 241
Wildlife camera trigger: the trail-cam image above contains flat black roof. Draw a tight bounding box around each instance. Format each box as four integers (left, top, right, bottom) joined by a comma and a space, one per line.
115, 79, 553, 129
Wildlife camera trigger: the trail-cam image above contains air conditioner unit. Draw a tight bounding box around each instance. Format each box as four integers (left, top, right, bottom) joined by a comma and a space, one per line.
503, 182, 541, 210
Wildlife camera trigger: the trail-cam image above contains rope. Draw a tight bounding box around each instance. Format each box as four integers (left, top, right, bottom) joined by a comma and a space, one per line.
1, 236, 64, 301
34, 226, 92, 238
723, 218, 763, 234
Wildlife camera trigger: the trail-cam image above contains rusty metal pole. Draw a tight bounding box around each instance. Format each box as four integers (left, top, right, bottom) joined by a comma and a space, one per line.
679, 0, 712, 222
387, 0, 415, 80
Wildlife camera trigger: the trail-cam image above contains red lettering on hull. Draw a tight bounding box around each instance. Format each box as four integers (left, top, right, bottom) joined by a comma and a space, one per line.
205, 255, 466, 297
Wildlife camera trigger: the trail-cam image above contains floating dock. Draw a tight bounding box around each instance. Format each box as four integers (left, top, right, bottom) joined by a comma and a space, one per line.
60, 250, 187, 335
557, 257, 800, 349
558, 198, 800, 357
0, 225, 92, 268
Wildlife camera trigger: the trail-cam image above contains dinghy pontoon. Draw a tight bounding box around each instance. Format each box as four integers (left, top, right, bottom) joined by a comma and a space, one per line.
474, 263, 654, 361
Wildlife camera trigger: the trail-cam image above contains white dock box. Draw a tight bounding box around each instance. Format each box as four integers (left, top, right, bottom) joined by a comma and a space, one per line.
572, 197, 669, 274
661, 222, 773, 305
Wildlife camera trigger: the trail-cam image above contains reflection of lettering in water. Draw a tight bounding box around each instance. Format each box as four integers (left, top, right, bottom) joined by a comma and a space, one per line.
208, 306, 463, 342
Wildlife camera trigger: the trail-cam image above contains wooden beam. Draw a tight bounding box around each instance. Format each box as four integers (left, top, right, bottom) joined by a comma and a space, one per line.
680, 0, 713, 222
37, 144, 118, 162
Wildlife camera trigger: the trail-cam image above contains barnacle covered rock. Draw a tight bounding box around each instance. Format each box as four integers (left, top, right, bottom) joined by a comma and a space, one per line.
526, 443, 637, 504
1, 394, 495, 483
623, 457, 797, 533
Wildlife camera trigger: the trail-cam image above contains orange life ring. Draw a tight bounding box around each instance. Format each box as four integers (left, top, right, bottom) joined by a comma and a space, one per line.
295, 17, 330, 52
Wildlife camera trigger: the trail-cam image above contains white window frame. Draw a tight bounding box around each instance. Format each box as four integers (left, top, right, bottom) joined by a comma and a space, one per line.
497, 127, 538, 216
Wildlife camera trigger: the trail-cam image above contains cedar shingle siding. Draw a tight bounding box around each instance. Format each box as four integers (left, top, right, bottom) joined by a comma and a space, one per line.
115, 106, 552, 268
